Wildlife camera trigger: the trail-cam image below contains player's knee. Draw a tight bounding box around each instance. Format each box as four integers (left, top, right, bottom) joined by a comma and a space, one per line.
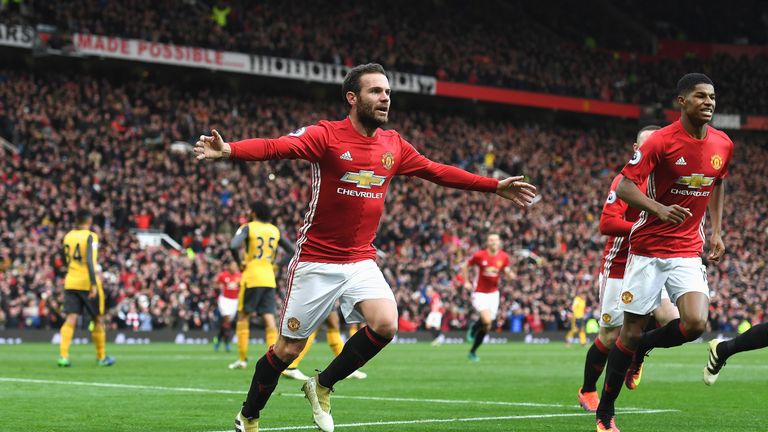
599, 330, 619, 348
368, 321, 397, 340
681, 318, 706, 340
273, 339, 305, 362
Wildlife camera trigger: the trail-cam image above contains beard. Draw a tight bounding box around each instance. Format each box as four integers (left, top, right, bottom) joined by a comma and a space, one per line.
357, 99, 388, 130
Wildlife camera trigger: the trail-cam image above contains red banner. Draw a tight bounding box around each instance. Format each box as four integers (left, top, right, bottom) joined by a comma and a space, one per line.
436, 81, 641, 118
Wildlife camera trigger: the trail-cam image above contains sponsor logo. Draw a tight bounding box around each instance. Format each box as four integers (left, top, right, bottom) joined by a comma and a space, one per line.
670, 188, 710, 197
711, 154, 723, 170
382, 151, 395, 170
675, 157, 687, 166
606, 191, 617, 204
288, 127, 306, 137
676, 173, 715, 189
340, 170, 386, 189
340, 151, 353, 161
628, 150, 642, 165
287, 317, 300, 332
621, 291, 633, 304
336, 188, 383, 199
602, 313, 612, 324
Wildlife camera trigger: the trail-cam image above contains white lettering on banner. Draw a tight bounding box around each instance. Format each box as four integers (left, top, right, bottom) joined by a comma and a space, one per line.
711, 114, 741, 130
252, 55, 437, 94
337, 187, 384, 199
0, 24, 34, 48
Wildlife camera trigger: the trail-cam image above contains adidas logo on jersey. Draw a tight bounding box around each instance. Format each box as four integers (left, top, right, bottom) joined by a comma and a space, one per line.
340, 151, 353, 161
675, 157, 687, 166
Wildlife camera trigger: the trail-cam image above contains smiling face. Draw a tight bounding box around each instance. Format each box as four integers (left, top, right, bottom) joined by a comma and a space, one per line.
679, 83, 716, 126
350, 73, 391, 129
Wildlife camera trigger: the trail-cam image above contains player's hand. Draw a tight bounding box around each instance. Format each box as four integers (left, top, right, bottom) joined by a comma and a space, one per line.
88, 285, 97, 299
707, 233, 725, 263
496, 176, 537, 209
194, 129, 231, 160
655, 204, 692, 225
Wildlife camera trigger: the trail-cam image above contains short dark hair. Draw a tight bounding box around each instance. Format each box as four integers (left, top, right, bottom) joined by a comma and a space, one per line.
342, 63, 387, 105
250, 202, 271, 222
75, 209, 91, 224
636, 125, 660, 142
676, 73, 714, 96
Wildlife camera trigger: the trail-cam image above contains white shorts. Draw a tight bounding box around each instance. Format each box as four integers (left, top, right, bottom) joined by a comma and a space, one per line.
599, 274, 670, 328
425, 312, 443, 329
218, 296, 238, 319
471, 291, 500, 319
280, 260, 395, 339
619, 254, 709, 316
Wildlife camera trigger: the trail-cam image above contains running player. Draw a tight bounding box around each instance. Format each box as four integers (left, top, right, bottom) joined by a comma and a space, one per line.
461, 233, 514, 362
195, 63, 536, 432
595, 73, 733, 432
214, 261, 241, 352
565, 289, 587, 347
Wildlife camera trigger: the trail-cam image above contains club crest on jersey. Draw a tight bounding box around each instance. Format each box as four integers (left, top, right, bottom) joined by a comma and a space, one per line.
676, 173, 714, 189
341, 170, 386, 189
606, 191, 617, 204
621, 291, 633, 304
382, 151, 395, 170
710, 154, 723, 170
628, 150, 642, 165
602, 313, 612, 324
288, 127, 307, 137
287, 317, 301, 332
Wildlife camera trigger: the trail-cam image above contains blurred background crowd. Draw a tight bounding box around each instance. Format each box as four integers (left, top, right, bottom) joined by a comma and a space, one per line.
1, 0, 766, 336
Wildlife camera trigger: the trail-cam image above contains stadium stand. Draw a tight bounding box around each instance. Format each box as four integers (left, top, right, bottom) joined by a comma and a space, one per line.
0, 62, 765, 334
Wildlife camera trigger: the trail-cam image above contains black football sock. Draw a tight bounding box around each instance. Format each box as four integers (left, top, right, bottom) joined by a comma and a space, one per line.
636, 319, 693, 360
471, 320, 482, 338
221, 320, 232, 344
431, 329, 441, 338
470, 328, 487, 354
582, 337, 610, 392
242, 346, 289, 419
596, 339, 634, 423
318, 326, 391, 388
717, 322, 768, 362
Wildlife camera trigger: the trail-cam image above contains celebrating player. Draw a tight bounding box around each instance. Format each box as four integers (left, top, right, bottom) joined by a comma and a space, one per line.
58, 209, 116, 367
595, 73, 733, 432
577, 126, 679, 412
195, 63, 536, 432
461, 233, 514, 362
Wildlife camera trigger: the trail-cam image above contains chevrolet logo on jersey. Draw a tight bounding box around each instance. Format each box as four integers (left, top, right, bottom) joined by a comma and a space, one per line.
341, 170, 387, 189
676, 174, 714, 189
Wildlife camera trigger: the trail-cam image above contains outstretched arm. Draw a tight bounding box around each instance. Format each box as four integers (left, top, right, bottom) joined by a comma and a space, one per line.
194, 126, 327, 162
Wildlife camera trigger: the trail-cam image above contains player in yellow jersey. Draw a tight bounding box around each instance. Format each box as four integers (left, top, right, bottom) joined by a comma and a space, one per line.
228, 202, 290, 369
58, 209, 115, 367
566, 289, 588, 347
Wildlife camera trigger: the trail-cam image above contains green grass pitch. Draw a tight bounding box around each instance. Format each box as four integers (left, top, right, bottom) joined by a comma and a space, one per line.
1, 340, 766, 431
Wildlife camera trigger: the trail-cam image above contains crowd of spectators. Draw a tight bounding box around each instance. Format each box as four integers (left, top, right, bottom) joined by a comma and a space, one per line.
1, 66, 766, 336
2, 1, 768, 114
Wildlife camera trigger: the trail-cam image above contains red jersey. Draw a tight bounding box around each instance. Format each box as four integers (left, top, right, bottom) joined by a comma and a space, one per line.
599, 174, 646, 279
430, 292, 444, 314
230, 117, 498, 263
468, 249, 510, 293
621, 120, 733, 258
216, 271, 241, 299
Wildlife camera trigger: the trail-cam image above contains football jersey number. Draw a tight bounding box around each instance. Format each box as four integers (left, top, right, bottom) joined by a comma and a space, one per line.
252, 236, 277, 260
64, 243, 82, 265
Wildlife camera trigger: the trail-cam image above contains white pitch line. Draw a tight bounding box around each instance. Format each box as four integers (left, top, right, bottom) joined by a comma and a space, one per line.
0, 377, 670, 411
211, 409, 679, 432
